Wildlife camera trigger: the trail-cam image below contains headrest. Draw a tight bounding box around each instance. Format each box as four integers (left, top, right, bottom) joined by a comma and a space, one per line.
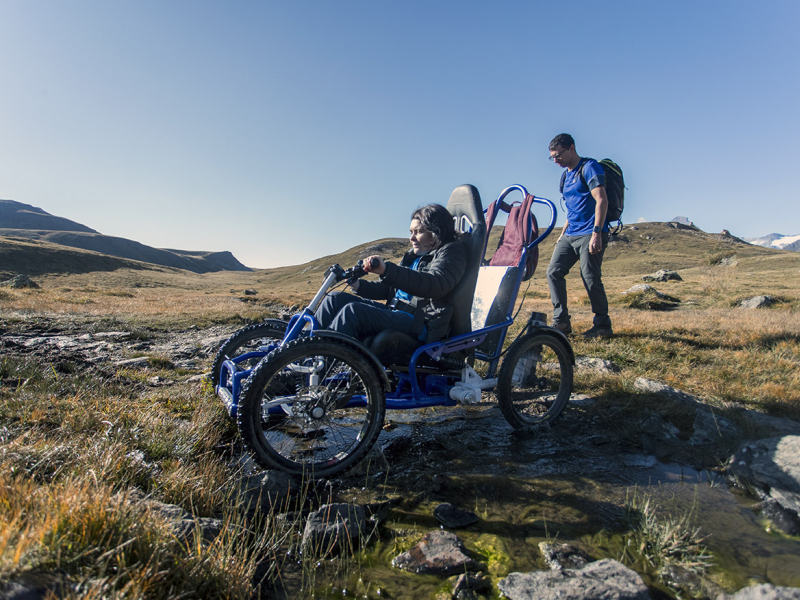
447, 184, 485, 233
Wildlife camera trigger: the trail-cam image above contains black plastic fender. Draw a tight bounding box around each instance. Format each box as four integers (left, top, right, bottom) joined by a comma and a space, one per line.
527, 326, 576, 365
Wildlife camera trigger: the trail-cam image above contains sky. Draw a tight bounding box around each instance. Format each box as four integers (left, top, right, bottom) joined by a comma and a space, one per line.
2, 1, 799, 269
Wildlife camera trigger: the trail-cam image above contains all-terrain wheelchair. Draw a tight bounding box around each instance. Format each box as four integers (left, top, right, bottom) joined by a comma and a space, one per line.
213, 184, 574, 478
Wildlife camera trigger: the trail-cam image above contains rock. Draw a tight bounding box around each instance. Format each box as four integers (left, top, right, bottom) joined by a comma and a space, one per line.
641, 269, 682, 282
146, 500, 223, 544
433, 503, 479, 528
0, 572, 71, 600
575, 357, 620, 375
739, 295, 776, 309
633, 378, 701, 405
640, 413, 680, 441
239, 470, 299, 514
392, 530, 482, 576
114, 357, 151, 368
640, 413, 681, 459
688, 407, 741, 445
1, 274, 40, 289
622, 284, 658, 295
243, 288, 258, 295
757, 498, 800, 536
721, 583, 800, 599
538, 542, 589, 570
497, 559, 649, 600
729, 409, 800, 437
452, 572, 493, 597
727, 436, 800, 534
302, 503, 367, 556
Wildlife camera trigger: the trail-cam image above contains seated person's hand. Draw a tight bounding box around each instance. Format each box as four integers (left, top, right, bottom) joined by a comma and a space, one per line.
363, 255, 386, 276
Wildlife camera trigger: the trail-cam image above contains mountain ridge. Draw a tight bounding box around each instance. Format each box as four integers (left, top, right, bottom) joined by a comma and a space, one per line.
0, 199, 249, 273
744, 233, 800, 253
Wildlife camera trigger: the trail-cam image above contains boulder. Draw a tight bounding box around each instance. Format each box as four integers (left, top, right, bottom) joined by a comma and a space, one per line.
739, 296, 776, 309
721, 583, 800, 599
576, 357, 620, 375
1, 274, 40, 289
633, 378, 701, 405
641, 269, 682, 282
239, 470, 299, 515
392, 530, 482, 576
688, 407, 741, 446
727, 436, 800, 534
497, 559, 649, 600
302, 503, 367, 556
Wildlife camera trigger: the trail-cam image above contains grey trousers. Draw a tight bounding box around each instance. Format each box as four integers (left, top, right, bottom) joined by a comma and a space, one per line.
546, 233, 611, 328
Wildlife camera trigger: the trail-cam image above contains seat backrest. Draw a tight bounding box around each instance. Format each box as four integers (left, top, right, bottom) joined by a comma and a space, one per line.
445, 184, 486, 337
470, 265, 520, 352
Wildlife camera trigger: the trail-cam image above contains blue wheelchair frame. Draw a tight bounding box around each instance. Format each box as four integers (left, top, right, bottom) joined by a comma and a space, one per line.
217, 185, 560, 418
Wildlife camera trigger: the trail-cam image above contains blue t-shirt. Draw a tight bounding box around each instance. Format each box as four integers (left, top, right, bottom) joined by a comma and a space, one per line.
562, 159, 607, 236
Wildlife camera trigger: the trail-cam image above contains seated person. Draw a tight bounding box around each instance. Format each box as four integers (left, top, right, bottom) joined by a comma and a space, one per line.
315, 204, 467, 344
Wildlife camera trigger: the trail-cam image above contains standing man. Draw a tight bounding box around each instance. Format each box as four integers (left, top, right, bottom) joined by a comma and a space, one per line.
546, 133, 613, 338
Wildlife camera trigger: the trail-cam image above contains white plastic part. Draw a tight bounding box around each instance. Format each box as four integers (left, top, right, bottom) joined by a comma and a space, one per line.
449, 365, 498, 404
449, 383, 481, 404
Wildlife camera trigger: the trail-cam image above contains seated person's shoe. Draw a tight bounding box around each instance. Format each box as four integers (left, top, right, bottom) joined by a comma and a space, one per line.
582, 325, 613, 338
552, 321, 572, 335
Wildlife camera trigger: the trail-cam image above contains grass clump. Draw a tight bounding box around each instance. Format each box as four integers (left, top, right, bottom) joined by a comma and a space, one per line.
619, 488, 713, 591
616, 288, 681, 311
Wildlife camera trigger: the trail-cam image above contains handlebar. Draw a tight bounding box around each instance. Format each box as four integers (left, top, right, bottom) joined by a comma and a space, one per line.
325, 258, 381, 283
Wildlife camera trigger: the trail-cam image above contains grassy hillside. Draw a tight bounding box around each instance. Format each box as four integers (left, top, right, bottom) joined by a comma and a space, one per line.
2, 221, 799, 598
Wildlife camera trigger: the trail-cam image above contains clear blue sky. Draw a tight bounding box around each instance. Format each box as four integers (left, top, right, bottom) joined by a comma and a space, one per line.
2, 1, 798, 269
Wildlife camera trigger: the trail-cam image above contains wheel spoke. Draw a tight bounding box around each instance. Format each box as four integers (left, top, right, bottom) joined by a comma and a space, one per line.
237, 337, 385, 477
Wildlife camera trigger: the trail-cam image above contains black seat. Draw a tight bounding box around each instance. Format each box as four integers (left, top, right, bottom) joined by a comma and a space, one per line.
369, 185, 487, 366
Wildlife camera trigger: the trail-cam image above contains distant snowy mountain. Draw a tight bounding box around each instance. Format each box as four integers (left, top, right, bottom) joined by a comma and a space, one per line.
745, 233, 800, 252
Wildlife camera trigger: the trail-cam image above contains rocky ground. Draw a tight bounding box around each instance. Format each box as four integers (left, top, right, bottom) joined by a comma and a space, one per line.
2, 316, 800, 599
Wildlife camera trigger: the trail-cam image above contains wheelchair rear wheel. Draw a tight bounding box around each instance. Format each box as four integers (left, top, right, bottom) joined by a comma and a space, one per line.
210, 321, 287, 387
237, 337, 385, 478
496, 333, 573, 431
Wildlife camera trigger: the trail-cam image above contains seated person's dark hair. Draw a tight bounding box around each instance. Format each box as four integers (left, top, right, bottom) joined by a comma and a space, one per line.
411, 203, 457, 249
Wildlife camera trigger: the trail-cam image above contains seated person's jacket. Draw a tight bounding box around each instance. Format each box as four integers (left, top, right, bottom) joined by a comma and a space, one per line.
355, 240, 467, 343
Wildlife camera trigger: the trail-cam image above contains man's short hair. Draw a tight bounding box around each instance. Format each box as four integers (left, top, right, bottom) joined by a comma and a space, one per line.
549, 133, 575, 152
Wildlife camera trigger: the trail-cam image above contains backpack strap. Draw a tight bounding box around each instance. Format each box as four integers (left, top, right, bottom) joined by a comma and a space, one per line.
559, 158, 590, 194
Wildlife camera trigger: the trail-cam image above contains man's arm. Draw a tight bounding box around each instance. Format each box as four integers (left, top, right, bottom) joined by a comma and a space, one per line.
589, 185, 608, 255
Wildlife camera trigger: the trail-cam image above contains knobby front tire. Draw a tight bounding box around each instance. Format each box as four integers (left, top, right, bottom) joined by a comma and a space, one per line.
496, 333, 573, 431
237, 337, 385, 478
210, 321, 287, 388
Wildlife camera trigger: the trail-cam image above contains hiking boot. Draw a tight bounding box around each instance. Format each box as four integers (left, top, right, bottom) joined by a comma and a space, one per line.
552, 321, 572, 335
582, 325, 613, 339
